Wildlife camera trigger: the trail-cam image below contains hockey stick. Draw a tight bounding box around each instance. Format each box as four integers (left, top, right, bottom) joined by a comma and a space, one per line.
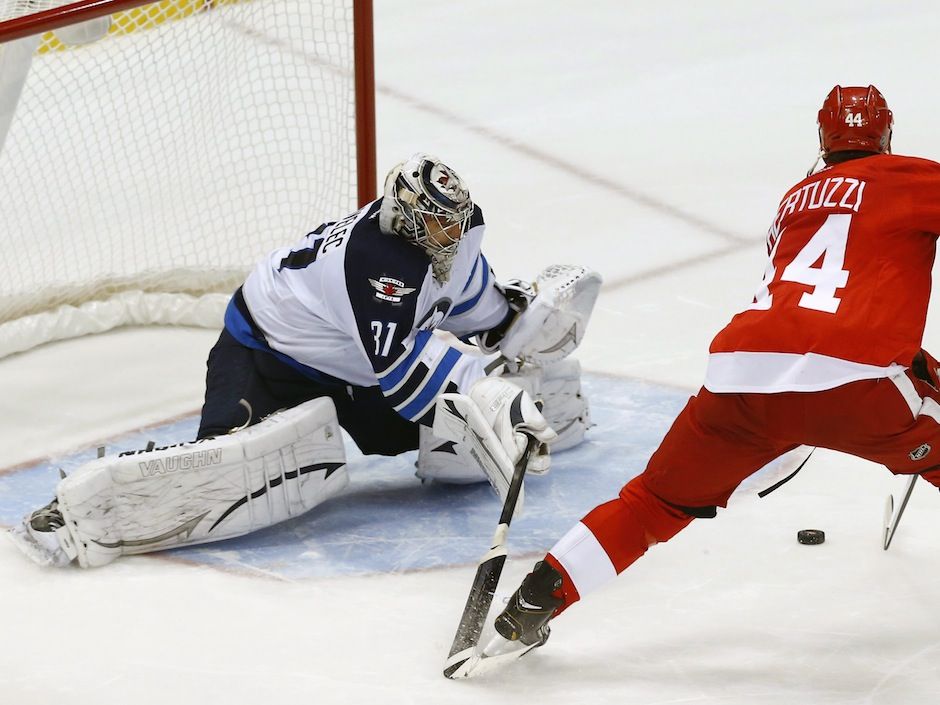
442, 432, 538, 679
883, 474, 918, 551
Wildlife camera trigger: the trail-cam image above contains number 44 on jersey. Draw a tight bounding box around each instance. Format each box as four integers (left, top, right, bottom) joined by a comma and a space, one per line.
751, 213, 851, 314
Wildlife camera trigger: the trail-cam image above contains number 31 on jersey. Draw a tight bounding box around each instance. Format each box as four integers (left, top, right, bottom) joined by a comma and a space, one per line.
750, 213, 851, 314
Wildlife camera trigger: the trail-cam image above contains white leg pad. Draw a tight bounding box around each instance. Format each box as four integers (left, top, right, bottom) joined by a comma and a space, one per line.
416, 425, 488, 485
56, 397, 348, 568
500, 358, 591, 451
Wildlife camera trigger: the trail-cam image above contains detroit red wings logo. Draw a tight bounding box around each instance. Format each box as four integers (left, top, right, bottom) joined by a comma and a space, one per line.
369, 276, 416, 303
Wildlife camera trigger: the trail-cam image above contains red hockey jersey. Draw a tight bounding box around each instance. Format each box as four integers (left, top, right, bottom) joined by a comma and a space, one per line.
706, 154, 940, 393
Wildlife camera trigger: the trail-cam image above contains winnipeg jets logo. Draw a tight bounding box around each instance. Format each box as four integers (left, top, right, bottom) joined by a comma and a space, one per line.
369, 276, 416, 303
431, 165, 466, 201
416, 298, 452, 332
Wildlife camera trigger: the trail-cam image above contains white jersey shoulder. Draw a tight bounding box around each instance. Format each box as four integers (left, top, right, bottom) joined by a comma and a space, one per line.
238, 202, 509, 420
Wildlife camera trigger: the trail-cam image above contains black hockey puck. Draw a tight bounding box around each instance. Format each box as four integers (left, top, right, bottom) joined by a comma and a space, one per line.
797, 529, 825, 545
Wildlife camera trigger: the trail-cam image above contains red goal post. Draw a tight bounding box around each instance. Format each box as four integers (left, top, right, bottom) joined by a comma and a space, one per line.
0, 0, 375, 357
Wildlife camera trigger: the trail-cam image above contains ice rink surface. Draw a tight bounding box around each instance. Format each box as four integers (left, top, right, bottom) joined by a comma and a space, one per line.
3, 1, 940, 703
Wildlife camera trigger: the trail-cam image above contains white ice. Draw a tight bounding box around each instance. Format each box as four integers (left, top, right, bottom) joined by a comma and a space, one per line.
3, 1, 940, 703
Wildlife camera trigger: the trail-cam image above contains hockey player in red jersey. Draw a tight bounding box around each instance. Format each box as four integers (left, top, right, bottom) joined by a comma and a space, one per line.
492, 85, 940, 653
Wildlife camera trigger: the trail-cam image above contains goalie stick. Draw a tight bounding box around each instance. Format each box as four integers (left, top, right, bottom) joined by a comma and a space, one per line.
882, 474, 918, 551
442, 432, 538, 680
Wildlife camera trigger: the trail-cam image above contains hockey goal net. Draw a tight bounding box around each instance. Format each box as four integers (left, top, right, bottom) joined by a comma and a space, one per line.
0, 0, 375, 358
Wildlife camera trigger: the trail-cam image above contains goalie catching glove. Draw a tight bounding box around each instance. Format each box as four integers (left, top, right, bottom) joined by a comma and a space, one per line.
480, 264, 602, 365
432, 377, 556, 512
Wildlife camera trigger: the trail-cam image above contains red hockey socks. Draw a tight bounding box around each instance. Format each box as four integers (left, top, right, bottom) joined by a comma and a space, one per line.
545, 474, 694, 614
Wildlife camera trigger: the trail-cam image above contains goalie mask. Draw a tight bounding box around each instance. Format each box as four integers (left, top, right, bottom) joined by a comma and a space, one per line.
379, 153, 473, 282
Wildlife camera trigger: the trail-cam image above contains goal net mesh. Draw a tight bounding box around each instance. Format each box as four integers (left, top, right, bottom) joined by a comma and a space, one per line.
0, 0, 362, 357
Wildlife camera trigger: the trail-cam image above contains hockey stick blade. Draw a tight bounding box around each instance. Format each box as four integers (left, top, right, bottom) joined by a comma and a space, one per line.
883, 474, 918, 551
882, 494, 893, 548
443, 433, 538, 679
442, 550, 507, 678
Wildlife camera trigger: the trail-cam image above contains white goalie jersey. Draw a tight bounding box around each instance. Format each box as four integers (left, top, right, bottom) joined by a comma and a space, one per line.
227, 199, 511, 424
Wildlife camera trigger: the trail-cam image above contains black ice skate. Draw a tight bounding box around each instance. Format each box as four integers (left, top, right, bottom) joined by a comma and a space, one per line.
9, 498, 77, 567
495, 560, 564, 646
28, 498, 66, 532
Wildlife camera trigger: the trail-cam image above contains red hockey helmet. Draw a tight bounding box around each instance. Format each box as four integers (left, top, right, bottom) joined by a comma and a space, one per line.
817, 85, 893, 156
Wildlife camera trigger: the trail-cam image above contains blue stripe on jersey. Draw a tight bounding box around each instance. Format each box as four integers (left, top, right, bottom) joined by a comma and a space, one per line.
385, 362, 430, 409
396, 347, 462, 420
450, 255, 490, 316
224, 295, 257, 346
378, 329, 433, 392
224, 295, 345, 386
461, 255, 481, 293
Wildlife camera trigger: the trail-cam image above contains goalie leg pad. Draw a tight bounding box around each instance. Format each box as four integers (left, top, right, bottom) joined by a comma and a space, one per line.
56, 397, 348, 568
499, 358, 591, 452
416, 426, 488, 485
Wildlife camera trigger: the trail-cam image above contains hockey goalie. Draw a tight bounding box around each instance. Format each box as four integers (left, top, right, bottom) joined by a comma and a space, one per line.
11, 153, 602, 568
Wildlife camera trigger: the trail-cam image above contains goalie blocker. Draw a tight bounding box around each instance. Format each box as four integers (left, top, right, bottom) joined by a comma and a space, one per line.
11, 397, 348, 568
417, 357, 589, 486
430, 377, 556, 518
418, 262, 601, 490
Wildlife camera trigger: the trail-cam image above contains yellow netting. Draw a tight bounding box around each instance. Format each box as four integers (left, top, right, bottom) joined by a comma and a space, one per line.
38, 0, 250, 53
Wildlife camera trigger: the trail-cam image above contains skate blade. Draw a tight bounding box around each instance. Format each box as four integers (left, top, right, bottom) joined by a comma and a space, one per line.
444, 635, 539, 679
7, 525, 70, 568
